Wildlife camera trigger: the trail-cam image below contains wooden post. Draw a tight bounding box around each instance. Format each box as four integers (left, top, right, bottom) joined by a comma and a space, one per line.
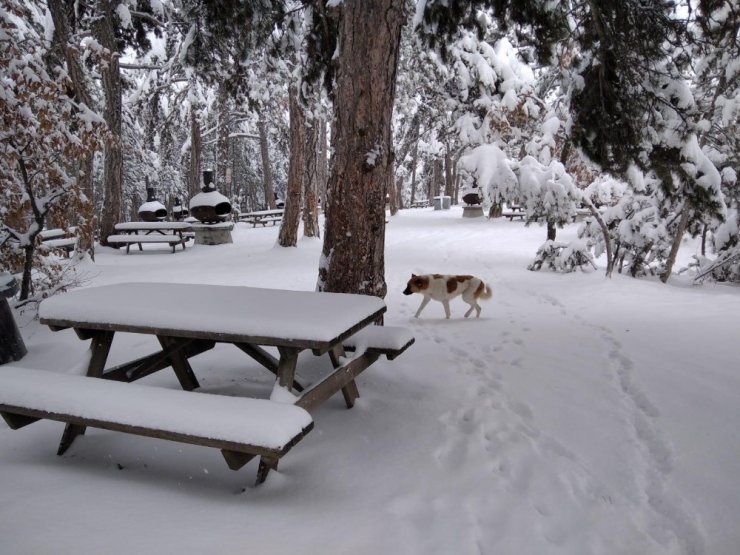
0, 298, 26, 364
0, 275, 26, 365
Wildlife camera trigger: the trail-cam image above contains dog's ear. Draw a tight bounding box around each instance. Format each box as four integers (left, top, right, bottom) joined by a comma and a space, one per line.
411, 273, 417, 277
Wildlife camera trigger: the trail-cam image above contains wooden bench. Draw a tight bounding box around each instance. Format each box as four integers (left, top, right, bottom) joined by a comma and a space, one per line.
239, 216, 283, 227
106, 234, 186, 254
238, 210, 284, 228
38, 228, 78, 257
501, 211, 526, 221
342, 325, 415, 361
0, 366, 313, 485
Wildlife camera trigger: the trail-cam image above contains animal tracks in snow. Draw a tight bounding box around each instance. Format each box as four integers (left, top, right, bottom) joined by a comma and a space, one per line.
395, 285, 705, 554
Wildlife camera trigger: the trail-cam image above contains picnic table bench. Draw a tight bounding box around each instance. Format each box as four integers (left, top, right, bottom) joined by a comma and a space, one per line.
0, 366, 313, 483
1, 283, 414, 486
38, 227, 78, 257
107, 222, 192, 254
238, 209, 284, 227
501, 211, 526, 220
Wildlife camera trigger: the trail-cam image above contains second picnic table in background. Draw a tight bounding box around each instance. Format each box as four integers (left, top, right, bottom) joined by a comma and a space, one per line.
107, 221, 193, 254
238, 209, 284, 228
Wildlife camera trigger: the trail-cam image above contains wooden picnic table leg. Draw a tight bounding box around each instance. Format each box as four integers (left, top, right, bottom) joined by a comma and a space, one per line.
329, 344, 359, 408
256, 455, 279, 485
57, 329, 115, 455
157, 335, 200, 390
276, 346, 299, 391
234, 343, 304, 392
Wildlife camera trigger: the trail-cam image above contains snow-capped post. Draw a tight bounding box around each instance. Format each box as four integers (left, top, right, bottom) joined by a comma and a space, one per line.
172, 198, 189, 221
0, 273, 27, 364
138, 188, 167, 222
189, 169, 234, 245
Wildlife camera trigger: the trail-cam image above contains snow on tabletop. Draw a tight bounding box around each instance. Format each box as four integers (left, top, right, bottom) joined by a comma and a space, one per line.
39, 282, 386, 344
343, 325, 414, 351
114, 221, 192, 230
0, 366, 311, 450
191, 222, 234, 229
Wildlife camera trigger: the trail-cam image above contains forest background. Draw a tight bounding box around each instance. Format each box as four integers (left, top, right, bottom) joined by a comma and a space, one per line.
0, 0, 738, 304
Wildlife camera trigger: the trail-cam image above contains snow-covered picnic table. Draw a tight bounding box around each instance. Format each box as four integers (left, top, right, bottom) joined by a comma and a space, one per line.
107, 221, 193, 253
1, 283, 414, 485
238, 209, 284, 227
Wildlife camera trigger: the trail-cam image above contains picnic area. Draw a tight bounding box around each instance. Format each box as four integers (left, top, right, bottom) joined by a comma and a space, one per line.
2, 207, 739, 554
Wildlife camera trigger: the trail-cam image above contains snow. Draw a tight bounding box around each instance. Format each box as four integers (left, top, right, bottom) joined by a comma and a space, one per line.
3, 207, 740, 555
0, 366, 311, 449
39, 282, 386, 345
189, 189, 230, 209
138, 201, 166, 213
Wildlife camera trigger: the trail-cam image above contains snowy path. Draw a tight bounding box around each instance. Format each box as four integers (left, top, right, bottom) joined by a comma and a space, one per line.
3, 208, 739, 554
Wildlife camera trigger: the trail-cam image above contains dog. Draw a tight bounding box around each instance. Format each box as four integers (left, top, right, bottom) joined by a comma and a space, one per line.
403, 274, 492, 319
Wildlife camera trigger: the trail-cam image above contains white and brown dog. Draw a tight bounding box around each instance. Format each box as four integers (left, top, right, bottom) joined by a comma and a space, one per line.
403, 274, 492, 319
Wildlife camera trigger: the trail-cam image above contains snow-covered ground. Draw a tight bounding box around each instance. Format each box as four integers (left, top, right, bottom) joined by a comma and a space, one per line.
2, 206, 738, 555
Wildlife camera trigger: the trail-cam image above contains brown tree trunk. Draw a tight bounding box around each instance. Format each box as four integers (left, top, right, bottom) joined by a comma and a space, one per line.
279, 87, 306, 247
48, 0, 97, 259
409, 135, 419, 205
317, 0, 404, 297
585, 200, 614, 277
96, 0, 123, 246
303, 113, 321, 238
547, 221, 557, 241
216, 85, 231, 196
444, 145, 454, 199
189, 110, 202, 198
660, 203, 691, 283
258, 115, 276, 209
317, 116, 328, 211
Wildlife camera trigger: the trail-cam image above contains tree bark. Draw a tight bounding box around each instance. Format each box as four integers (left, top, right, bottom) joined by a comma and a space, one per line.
189, 110, 202, 198
444, 145, 454, 199
317, 116, 328, 210
96, 0, 123, 246
317, 0, 404, 297
409, 133, 419, 205
48, 0, 96, 259
303, 111, 321, 238
257, 115, 276, 209
216, 84, 231, 197
660, 203, 691, 283
585, 200, 614, 277
279, 86, 306, 247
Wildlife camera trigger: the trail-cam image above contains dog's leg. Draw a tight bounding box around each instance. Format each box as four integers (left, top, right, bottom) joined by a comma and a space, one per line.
464, 303, 474, 318
475, 303, 482, 317
415, 296, 431, 318
442, 300, 451, 319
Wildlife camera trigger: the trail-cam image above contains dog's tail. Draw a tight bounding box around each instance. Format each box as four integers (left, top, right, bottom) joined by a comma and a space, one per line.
476, 280, 493, 300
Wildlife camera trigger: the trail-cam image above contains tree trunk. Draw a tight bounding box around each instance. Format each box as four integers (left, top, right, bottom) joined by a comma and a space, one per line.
189, 110, 202, 198
444, 145, 454, 199
317, 116, 328, 211
547, 221, 557, 241
660, 203, 691, 283
258, 115, 276, 210
409, 135, 419, 205
317, 0, 404, 297
279, 87, 306, 247
303, 111, 321, 238
585, 200, 614, 277
96, 0, 123, 246
216, 84, 231, 195
48, 0, 96, 259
